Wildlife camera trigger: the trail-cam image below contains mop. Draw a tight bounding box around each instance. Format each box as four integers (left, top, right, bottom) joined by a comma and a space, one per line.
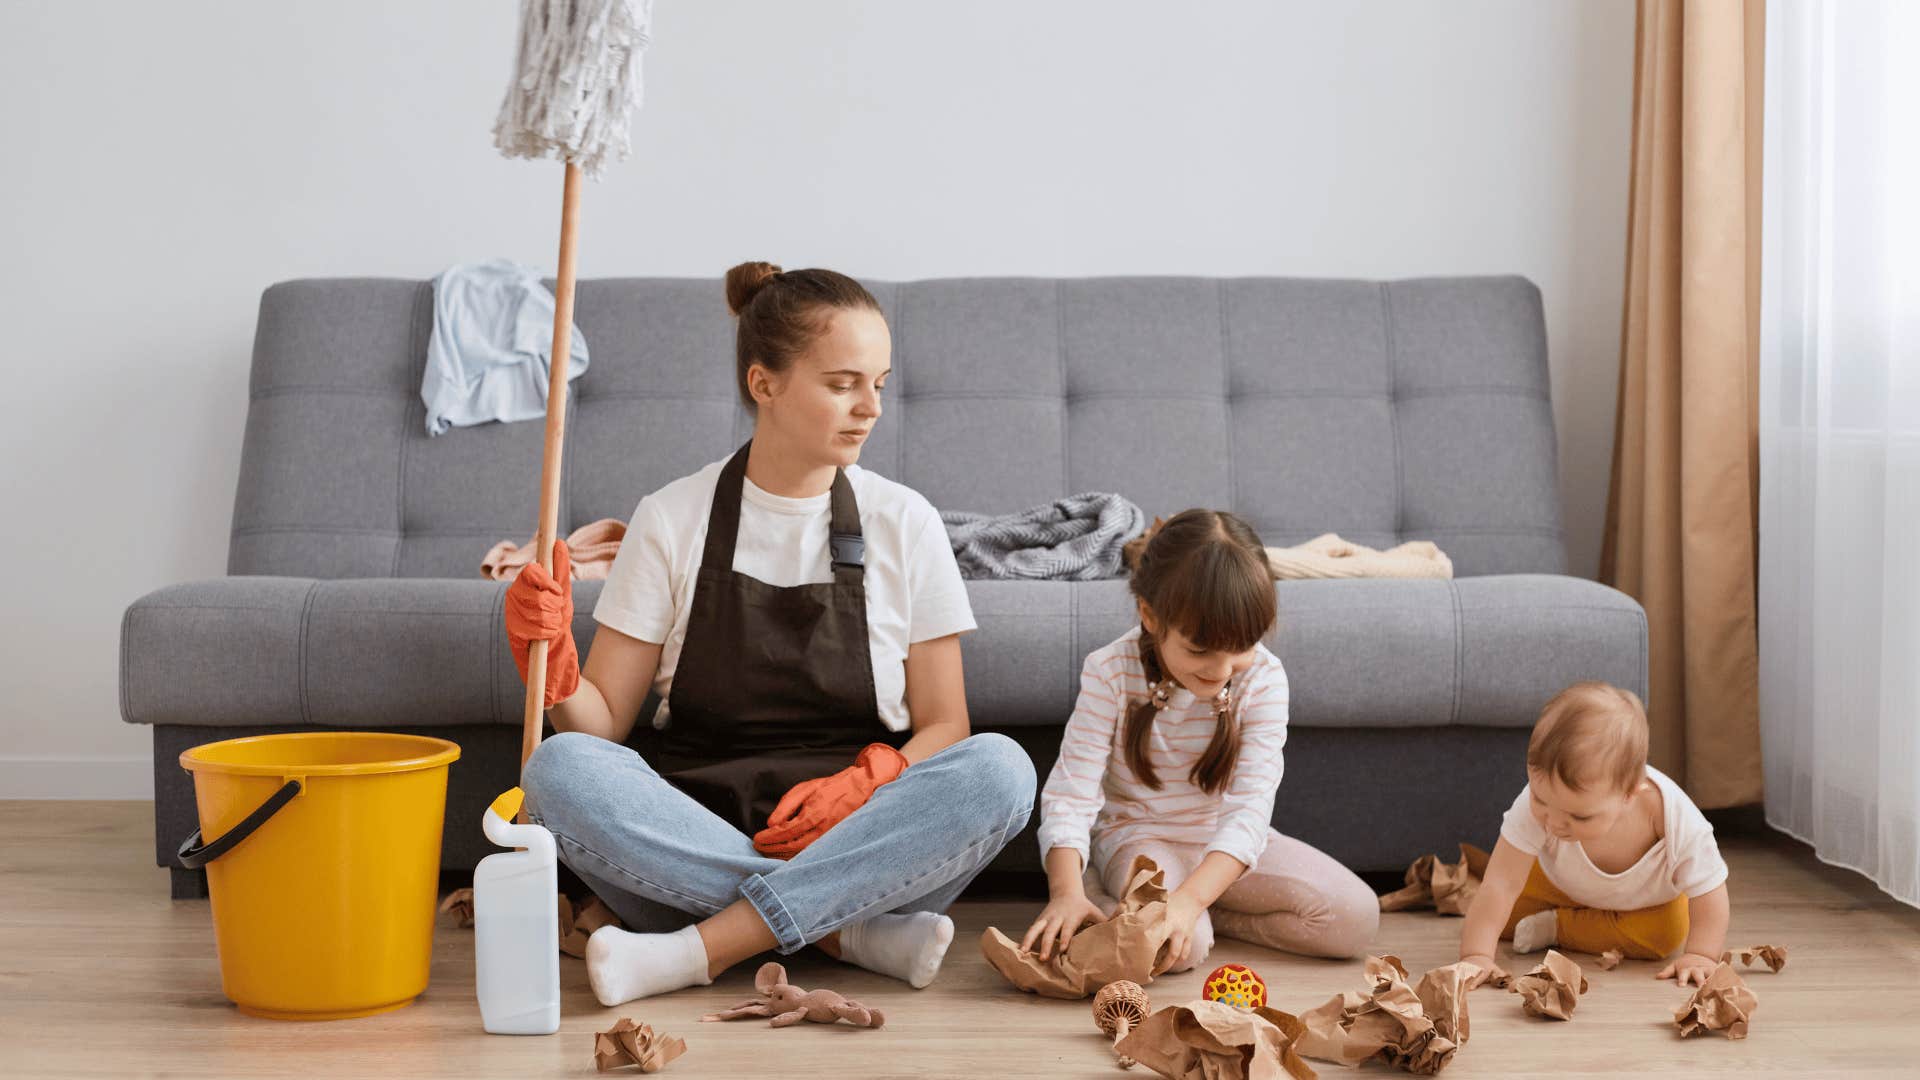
494, 0, 653, 776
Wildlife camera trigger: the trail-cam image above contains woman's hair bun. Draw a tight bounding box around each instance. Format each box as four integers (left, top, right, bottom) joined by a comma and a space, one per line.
724, 261, 783, 316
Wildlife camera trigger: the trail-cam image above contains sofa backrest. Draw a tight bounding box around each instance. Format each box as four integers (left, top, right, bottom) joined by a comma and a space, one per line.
230, 275, 1564, 579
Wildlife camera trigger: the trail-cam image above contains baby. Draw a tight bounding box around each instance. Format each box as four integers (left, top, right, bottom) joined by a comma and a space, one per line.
1458, 682, 1730, 987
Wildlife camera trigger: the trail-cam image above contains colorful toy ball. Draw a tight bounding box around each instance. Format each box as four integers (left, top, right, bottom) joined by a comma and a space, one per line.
1202, 963, 1268, 1010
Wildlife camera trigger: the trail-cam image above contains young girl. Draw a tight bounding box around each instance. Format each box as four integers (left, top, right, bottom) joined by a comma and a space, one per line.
1022, 510, 1379, 970
1457, 682, 1731, 988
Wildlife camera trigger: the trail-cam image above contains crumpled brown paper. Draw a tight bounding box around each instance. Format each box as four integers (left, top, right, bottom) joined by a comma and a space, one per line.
1510, 950, 1587, 1020
1721, 944, 1788, 973
438, 887, 474, 927
1295, 955, 1474, 1075
1377, 844, 1490, 916
1595, 949, 1624, 971
593, 1017, 687, 1072
982, 855, 1174, 999
561, 894, 625, 958
1674, 962, 1758, 1040
1413, 963, 1474, 1051
438, 888, 626, 958
1114, 999, 1318, 1080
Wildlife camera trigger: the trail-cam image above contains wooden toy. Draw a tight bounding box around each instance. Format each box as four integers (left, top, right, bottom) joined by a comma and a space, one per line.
1092, 980, 1150, 1068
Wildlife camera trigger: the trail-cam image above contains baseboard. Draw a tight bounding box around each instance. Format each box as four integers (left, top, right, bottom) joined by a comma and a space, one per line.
0, 755, 153, 799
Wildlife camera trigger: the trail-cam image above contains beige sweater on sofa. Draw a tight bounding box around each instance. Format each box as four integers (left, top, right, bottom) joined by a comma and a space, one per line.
1264, 533, 1453, 580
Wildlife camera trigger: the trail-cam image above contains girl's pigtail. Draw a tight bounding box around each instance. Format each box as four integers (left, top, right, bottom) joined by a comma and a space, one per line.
1125, 632, 1172, 790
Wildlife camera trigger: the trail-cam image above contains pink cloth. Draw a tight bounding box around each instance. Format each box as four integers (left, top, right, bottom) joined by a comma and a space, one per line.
482, 518, 626, 581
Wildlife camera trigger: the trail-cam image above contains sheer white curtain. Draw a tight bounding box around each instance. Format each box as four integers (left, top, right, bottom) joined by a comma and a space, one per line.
1759, 0, 1920, 905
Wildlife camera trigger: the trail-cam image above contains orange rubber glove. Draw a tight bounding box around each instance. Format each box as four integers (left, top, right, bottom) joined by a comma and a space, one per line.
504, 538, 580, 708
752, 743, 910, 859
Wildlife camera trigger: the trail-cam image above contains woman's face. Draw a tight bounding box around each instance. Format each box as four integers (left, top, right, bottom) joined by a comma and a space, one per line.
749, 307, 891, 469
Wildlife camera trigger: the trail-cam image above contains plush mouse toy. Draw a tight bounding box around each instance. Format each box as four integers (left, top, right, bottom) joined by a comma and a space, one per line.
700, 962, 886, 1029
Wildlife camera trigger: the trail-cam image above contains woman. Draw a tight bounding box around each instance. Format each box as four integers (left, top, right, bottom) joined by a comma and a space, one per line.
508, 262, 1035, 1006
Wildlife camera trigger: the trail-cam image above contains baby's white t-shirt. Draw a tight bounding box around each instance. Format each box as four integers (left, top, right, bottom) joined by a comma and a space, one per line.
592, 456, 976, 733
1499, 764, 1729, 910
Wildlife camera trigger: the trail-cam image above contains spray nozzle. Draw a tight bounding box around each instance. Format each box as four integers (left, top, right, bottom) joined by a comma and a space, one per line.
489, 787, 526, 822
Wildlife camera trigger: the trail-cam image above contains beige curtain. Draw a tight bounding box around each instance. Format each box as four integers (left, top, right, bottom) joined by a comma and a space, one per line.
1600, 0, 1764, 808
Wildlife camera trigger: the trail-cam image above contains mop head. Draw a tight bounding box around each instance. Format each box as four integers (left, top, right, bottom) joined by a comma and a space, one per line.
494, 0, 652, 178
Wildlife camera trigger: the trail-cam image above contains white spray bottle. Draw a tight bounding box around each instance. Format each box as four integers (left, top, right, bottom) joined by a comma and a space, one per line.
474, 787, 560, 1035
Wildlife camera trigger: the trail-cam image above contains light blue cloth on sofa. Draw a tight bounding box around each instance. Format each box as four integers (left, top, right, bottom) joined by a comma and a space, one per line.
422, 259, 590, 436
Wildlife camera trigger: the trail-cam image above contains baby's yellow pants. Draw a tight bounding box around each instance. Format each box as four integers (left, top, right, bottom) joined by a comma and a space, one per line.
1500, 859, 1690, 960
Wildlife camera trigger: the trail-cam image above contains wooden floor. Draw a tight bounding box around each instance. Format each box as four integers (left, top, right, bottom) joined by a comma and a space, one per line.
4, 802, 1918, 1078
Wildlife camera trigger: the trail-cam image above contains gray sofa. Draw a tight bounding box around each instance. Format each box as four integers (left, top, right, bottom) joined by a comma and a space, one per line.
122, 275, 1648, 900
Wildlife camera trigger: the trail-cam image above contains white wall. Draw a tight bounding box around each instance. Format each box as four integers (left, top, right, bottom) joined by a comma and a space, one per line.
0, 1, 1634, 798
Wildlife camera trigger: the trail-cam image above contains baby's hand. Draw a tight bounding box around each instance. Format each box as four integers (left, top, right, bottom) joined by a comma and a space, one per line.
1458, 953, 1501, 988
1020, 893, 1108, 962
1656, 951, 1719, 987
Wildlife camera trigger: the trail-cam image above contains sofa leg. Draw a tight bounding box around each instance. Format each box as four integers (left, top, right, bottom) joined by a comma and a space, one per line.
170, 867, 209, 900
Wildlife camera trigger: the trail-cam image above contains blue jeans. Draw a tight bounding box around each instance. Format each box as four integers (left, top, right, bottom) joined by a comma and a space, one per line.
522, 731, 1035, 955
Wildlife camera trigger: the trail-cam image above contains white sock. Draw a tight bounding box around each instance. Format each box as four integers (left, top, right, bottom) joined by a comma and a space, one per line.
585, 923, 713, 1006
834, 911, 955, 989
1511, 910, 1558, 954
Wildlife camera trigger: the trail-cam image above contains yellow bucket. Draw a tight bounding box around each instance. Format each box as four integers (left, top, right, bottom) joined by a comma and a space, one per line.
178, 732, 461, 1020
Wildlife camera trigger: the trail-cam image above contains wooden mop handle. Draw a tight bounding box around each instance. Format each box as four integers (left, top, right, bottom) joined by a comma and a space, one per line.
522, 161, 585, 777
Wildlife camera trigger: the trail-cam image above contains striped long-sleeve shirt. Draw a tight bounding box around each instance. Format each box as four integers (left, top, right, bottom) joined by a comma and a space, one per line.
1037, 626, 1290, 870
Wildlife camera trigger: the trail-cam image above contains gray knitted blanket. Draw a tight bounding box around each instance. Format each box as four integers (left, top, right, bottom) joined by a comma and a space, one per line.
940, 493, 1147, 580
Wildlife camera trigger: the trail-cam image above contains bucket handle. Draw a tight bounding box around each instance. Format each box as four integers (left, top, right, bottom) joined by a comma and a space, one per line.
176, 779, 303, 870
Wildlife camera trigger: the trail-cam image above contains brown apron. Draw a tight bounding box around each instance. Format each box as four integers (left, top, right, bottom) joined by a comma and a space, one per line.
648, 443, 897, 833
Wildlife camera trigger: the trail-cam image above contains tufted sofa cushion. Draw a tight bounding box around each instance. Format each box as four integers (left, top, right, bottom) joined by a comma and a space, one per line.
226, 276, 1564, 581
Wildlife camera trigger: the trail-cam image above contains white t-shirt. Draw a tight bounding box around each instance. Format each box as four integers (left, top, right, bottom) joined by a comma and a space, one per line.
1499, 764, 1729, 910
593, 456, 976, 733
